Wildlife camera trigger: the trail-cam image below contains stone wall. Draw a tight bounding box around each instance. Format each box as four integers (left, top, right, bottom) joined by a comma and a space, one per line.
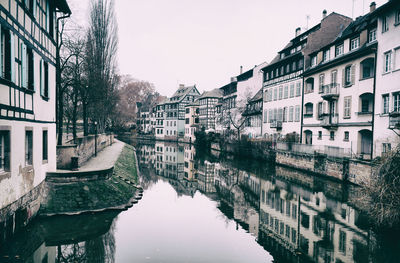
348, 159, 374, 185
0, 181, 45, 247
57, 134, 114, 169
276, 151, 315, 171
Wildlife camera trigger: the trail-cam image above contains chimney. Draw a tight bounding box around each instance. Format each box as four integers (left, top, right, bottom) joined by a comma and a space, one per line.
295, 27, 301, 37
322, 9, 327, 19
179, 84, 185, 89
370, 2, 376, 13
240, 66, 243, 74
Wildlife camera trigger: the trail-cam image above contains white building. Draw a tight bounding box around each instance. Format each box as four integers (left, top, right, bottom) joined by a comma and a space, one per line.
184, 101, 199, 143
155, 100, 166, 139
198, 88, 222, 131
302, 8, 377, 160
262, 12, 353, 141
0, 0, 71, 217
373, 1, 400, 158
242, 88, 263, 138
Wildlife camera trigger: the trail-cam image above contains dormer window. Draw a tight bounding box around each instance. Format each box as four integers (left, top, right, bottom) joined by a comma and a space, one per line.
322, 49, 330, 62
311, 56, 317, 67
350, 37, 359, 51
335, 43, 344, 57
281, 53, 285, 59
368, 29, 377, 43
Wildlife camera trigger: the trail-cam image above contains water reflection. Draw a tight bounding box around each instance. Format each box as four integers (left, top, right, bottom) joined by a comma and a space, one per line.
135, 140, 372, 263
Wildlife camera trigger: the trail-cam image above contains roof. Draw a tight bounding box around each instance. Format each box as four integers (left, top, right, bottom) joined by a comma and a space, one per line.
169, 85, 200, 103
236, 68, 253, 82
249, 88, 263, 102
54, 0, 72, 14
198, 88, 223, 99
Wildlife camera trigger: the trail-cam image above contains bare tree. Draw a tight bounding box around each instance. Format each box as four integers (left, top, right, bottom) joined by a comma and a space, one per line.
85, 0, 119, 133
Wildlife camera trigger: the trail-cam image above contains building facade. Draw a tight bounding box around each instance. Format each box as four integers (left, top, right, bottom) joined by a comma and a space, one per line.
198, 88, 222, 131
302, 10, 377, 160
262, 12, 353, 141
184, 101, 199, 143
242, 88, 263, 138
0, 0, 71, 230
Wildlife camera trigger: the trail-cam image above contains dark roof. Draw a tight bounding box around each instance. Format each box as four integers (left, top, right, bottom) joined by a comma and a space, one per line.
54, 0, 71, 14
169, 85, 200, 103
199, 88, 223, 99
237, 69, 253, 82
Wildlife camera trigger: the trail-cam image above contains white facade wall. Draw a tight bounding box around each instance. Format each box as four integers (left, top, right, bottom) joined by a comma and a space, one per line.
0, 0, 61, 210
374, 8, 400, 157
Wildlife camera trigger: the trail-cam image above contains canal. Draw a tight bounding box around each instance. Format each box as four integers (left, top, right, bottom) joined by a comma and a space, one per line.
1, 140, 400, 262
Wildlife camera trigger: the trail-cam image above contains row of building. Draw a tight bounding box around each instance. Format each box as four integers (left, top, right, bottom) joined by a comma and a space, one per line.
137, 0, 400, 160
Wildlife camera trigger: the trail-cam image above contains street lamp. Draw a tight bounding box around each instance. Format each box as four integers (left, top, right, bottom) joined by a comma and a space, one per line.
94, 121, 98, 157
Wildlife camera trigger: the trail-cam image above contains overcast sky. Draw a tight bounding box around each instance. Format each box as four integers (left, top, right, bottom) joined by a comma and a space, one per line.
66, 0, 388, 97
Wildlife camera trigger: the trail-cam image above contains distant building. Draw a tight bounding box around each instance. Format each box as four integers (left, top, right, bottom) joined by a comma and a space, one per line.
163, 84, 200, 139
198, 88, 223, 131
155, 99, 167, 139
184, 100, 199, 143
242, 88, 263, 138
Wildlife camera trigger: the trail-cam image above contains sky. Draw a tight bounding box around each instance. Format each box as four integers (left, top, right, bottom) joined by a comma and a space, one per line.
66, 0, 388, 97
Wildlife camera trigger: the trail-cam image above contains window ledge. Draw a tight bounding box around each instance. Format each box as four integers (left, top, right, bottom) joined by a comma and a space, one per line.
359, 76, 374, 81
393, 68, 400, 73
42, 160, 48, 164
395, 22, 400, 27
382, 71, 391, 76
343, 116, 351, 119
343, 139, 349, 142
0, 171, 11, 180
41, 95, 49, 101
357, 111, 372, 115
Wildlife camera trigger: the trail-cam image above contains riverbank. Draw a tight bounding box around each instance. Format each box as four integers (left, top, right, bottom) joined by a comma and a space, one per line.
40, 142, 142, 216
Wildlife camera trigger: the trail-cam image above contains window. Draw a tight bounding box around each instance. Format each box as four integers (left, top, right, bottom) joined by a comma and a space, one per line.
318, 131, 322, 140
339, 230, 347, 254
396, 10, 400, 25
296, 82, 301, 96
263, 110, 268, 123
336, 44, 344, 56
25, 130, 33, 166
361, 58, 374, 79
318, 102, 323, 119
350, 37, 359, 51
319, 74, 325, 93
344, 96, 351, 118
311, 56, 317, 67
40, 60, 49, 98
330, 131, 335, 140
383, 94, 389, 114
344, 65, 354, 86
295, 105, 300, 122
289, 106, 294, 122
382, 16, 388, 33
1, 28, 11, 80
344, 131, 349, 141
304, 103, 313, 117
284, 85, 288, 99
274, 87, 277, 101
305, 78, 314, 93
393, 93, 400, 112
0, 131, 10, 172
280, 66, 284, 75
361, 98, 370, 113
279, 86, 283, 100
384, 52, 392, 73
283, 107, 287, 122
42, 130, 48, 161
382, 143, 392, 155
290, 84, 294, 98
264, 71, 269, 81
322, 49, 330, 62
368, 28, 376, 43
292, 61, 297, 71
394, 48, 400, 71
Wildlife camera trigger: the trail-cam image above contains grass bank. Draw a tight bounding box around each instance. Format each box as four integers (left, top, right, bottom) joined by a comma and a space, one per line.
40, 144, 141, 216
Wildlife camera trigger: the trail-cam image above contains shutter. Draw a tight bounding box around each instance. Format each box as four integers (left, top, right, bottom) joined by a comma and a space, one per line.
40, 59, 44, 96
22, 43, 27, 88
46, 0, 50, 31
323, 101, 328, 114
349, 98, 352, 117
342, 68, 345, 87
33, 0, 37, 18
0, 25, 2, 78
351, 65, 355, 85
32, 51, 35, 91
4, 131, 10, 169
10, 33, 14, 83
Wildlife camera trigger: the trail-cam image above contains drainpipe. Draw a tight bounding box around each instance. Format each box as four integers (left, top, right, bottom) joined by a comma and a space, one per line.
56, 11, 71, 146
371, 46, 377, 159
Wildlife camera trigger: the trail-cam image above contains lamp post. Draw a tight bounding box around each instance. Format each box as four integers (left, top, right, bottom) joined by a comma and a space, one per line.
94, 121, 98, 157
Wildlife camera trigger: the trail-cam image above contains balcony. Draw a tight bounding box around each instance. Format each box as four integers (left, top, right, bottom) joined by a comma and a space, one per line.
320, 114, 338, 129
389, 112, 400, 129
321, 83, 340, 100
270, 121, 282, 129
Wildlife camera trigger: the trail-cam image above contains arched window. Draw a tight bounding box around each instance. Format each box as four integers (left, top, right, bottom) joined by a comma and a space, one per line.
360, 57, 375, 79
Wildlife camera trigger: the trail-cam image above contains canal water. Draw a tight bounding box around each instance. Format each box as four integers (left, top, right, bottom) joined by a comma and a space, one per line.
1, 140, 399, 262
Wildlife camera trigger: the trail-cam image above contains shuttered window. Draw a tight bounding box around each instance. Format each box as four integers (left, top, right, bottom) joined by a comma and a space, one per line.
344, 96, 351, 118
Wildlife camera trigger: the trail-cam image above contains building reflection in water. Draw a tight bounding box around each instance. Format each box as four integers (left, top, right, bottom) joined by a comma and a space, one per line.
135, 140, 372, 263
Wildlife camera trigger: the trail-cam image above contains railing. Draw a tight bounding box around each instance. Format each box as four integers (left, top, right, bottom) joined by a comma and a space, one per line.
320, 114, 338, 128
321, 83, 340, 100
389, 112, 400, 129
270, 121, 282, 129
276, 141, 352, 158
